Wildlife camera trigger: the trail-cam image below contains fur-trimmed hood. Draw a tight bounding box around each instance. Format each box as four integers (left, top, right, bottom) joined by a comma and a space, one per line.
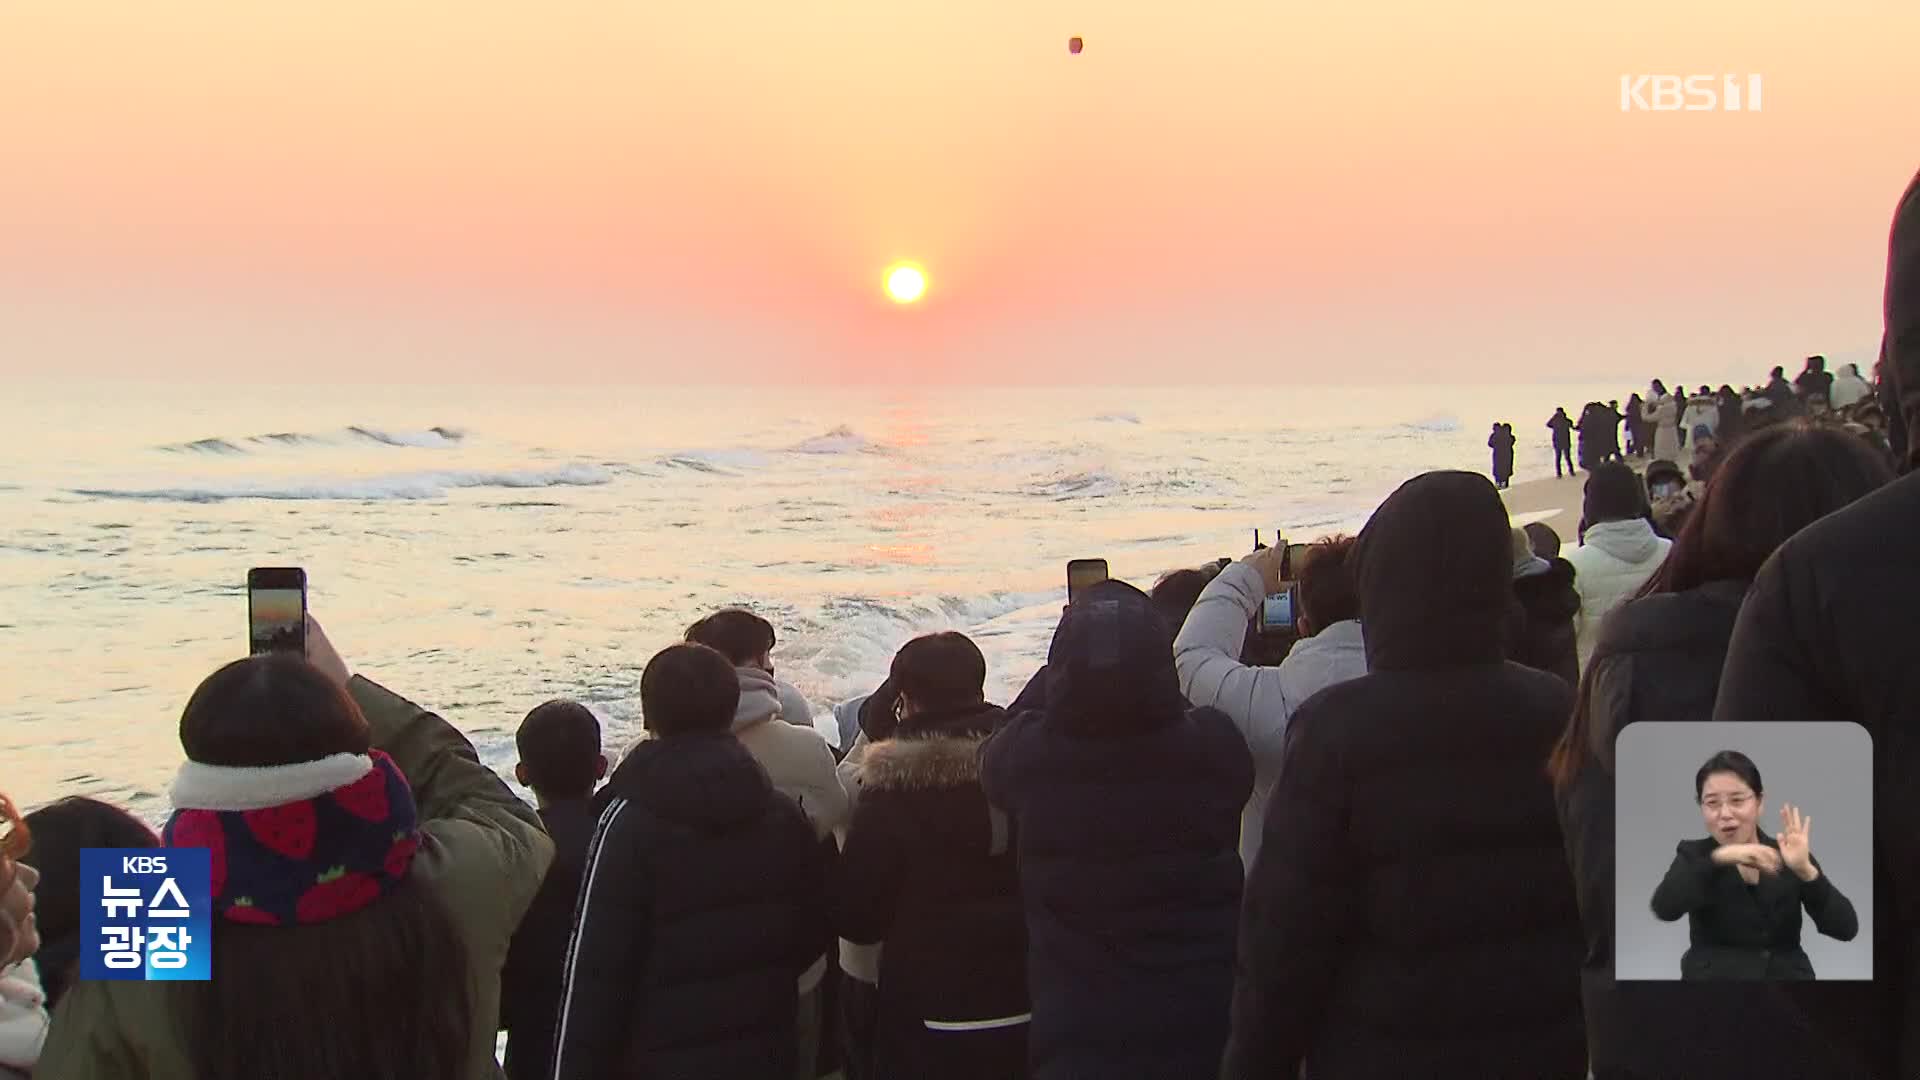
852, 733, 991, 793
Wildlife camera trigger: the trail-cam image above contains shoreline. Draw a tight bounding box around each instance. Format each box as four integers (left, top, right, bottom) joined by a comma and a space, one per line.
1501, 471, 1588, 541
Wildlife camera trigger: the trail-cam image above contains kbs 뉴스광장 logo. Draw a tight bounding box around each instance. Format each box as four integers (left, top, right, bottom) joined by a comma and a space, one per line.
80, 849, 212, 981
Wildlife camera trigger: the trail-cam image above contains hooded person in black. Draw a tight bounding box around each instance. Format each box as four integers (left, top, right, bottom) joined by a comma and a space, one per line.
981, 580, 1253, 1080
1222, 471, 1584, 1080
548, 644, 830, 1080
1507, 525, 1581, 687
1709, 167, 1920, 1079
832, 632, 1029, 1080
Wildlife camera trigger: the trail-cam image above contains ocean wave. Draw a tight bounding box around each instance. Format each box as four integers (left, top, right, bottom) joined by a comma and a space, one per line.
1026, 468, 1124, 500
782, 589, 1058, 709
660, 449, 771, 474
1093, 412, 1142, 425
69, 463, 612, 503
159, 426, 465, 454
788, 425, 873, 454
1398, 414, 1459, 433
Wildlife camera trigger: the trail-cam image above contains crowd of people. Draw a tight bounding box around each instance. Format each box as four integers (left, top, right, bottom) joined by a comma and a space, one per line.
0, 174, 1914, 1080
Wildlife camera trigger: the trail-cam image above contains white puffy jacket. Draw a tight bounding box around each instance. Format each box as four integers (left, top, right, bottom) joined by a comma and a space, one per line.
1563, 518, 1673, 667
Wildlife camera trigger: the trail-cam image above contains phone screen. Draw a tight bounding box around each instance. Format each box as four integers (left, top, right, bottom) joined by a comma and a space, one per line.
248, 568, 307, 655
1260, 591, 1295, 631
1067, 559, 1110, 603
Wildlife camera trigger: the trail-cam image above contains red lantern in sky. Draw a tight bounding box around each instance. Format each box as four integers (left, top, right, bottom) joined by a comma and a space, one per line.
1068, 37, 1083, 54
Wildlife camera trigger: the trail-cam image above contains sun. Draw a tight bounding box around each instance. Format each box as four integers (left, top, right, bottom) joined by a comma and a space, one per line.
884, 263, 927, 304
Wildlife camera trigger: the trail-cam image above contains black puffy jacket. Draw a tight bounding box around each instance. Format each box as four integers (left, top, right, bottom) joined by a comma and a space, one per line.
1223, 471, 1585, 1080
1509, 557, 1581, 687
547, 732, 829, 1080
833, 702, 1029, 1080
982, 580, 1253, 1080
501, 797, 599, 1080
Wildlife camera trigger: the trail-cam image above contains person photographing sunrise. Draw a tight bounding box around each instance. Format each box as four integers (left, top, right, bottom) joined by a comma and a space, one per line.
1648, 751, 1858, 980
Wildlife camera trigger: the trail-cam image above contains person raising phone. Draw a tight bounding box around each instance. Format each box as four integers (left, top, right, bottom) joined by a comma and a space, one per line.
1649, 751, 1857, 980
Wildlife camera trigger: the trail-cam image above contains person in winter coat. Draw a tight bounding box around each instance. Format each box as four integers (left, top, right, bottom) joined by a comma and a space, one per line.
499, 700, 608, 1080
1507, 526, 1581, 686
1006, 567, 1214, 717
1547, 408, 1576, 477
1623, 393, 1646, 457
1795, 355, 1835, 407
0, 796, 45, 1080
1709, 167, 1920, 1080
1575, 402, 1603, 471
982, 580, 1253, 1080
39, 618, 556, 1080
1830, 361, 1873, 411
1546, 420, 1892, 1077
1563, 462, 1672, 668
1714, 384, 1746, 446
1680, 392, 1720, 442
833, 632, 1028, 1080
17, 797, 158, 1012
1175, 535, 1368, 873
685, 607, 847, 1071
550, 643, 830, 1080
1488, 423, 1517, 488
1642, 388, 1682, 462
1763, 366, 1798, 414
1222, 471, 1584, 1080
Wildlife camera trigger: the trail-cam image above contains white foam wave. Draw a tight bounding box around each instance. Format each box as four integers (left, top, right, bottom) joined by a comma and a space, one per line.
788, 425, 873, 454
1093, 412, 1142, 425
70, 463, 612, 503
1026, 468, 1124, 500
347, 426, 464, 448
1399, 414, 1460, 433
660, 449, 771, 473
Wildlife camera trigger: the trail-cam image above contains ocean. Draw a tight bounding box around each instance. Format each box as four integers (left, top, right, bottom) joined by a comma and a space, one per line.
2, 378, 1633, 815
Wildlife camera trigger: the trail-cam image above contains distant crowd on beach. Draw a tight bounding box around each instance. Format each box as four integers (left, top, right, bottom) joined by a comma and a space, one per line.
2, 172, 1915, 1080
1492, 354, 1896, 498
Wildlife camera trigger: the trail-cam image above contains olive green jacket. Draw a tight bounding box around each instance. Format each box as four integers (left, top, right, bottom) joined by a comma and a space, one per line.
38, 676, 554, 1079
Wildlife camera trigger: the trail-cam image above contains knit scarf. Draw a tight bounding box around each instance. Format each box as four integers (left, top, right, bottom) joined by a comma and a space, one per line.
162, 749, 420, 926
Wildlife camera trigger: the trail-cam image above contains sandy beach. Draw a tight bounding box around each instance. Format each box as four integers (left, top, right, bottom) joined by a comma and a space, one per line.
1502, 471, 1590, 541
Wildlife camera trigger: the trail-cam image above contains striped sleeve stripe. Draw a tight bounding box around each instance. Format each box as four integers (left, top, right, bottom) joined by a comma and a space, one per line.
547, 795, 631, 1080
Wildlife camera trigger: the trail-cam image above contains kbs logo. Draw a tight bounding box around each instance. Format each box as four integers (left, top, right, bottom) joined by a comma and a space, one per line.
1620, 75, 1763, 112
80, 849, 212, 981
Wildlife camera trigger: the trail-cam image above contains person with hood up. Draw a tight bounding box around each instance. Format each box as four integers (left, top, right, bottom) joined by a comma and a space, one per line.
1563, 462, 1672, 668
832, 632, 1028, 1080
981, 580, 1253, 1080
1830, 361, 1873, 411
1221, 471, 1584, 1080
550, 643, 831, 1080
1709, 167, 1920, 1080
1681, 390, 1720, 442
1488, 422, 1517, 489
1176, 535, 1369, 873
1714, 384, 1746, 445
1547, 408, 1576, 477
1547, 420, 1892, 1079
684, 608, 846, 1073
1507, 525, 1581, 687
1575, 402, 1605, 471
1642, 383, 1682, 462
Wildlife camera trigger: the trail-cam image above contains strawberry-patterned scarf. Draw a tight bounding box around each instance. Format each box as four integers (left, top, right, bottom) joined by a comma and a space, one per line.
162, 749, 420, 926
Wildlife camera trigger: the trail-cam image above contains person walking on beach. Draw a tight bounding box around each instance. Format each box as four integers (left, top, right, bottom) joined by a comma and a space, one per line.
982, 580, 1252, 1080
1564, 463, 1672, 668
1710, 168, 1920, 1080
1548, 408, 1576, 477
1489, 422, 1517, 489
1643, 383, 1682, 462
1624, 393, 1646, 457
1550, 420, 1893, 1078
1221, 472, 1585, 1080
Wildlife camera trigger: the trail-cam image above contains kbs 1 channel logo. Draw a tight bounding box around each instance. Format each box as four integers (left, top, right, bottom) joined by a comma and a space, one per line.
80, 849, 213, 981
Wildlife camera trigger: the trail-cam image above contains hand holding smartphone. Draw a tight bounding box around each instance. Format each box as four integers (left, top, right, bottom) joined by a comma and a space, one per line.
248, 567, 307, 655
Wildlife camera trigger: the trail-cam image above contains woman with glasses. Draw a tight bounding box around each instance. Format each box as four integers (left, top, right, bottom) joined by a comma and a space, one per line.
1648, 750, 1857, 980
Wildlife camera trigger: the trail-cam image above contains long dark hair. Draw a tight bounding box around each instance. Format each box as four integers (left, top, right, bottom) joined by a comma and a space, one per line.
179, 655, 471, 1080
1548, 421, 1893, 790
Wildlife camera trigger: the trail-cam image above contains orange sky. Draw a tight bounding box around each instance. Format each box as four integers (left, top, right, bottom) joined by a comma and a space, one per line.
2, 1, 1915, 384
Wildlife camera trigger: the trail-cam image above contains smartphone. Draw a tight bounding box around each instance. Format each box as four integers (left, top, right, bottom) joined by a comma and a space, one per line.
1260, 589, 1296, 633
1650, 479, 1686, 499
248, 567, 307, 655
1067, 558, 1109, 603
1284, 542, 1311, 579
